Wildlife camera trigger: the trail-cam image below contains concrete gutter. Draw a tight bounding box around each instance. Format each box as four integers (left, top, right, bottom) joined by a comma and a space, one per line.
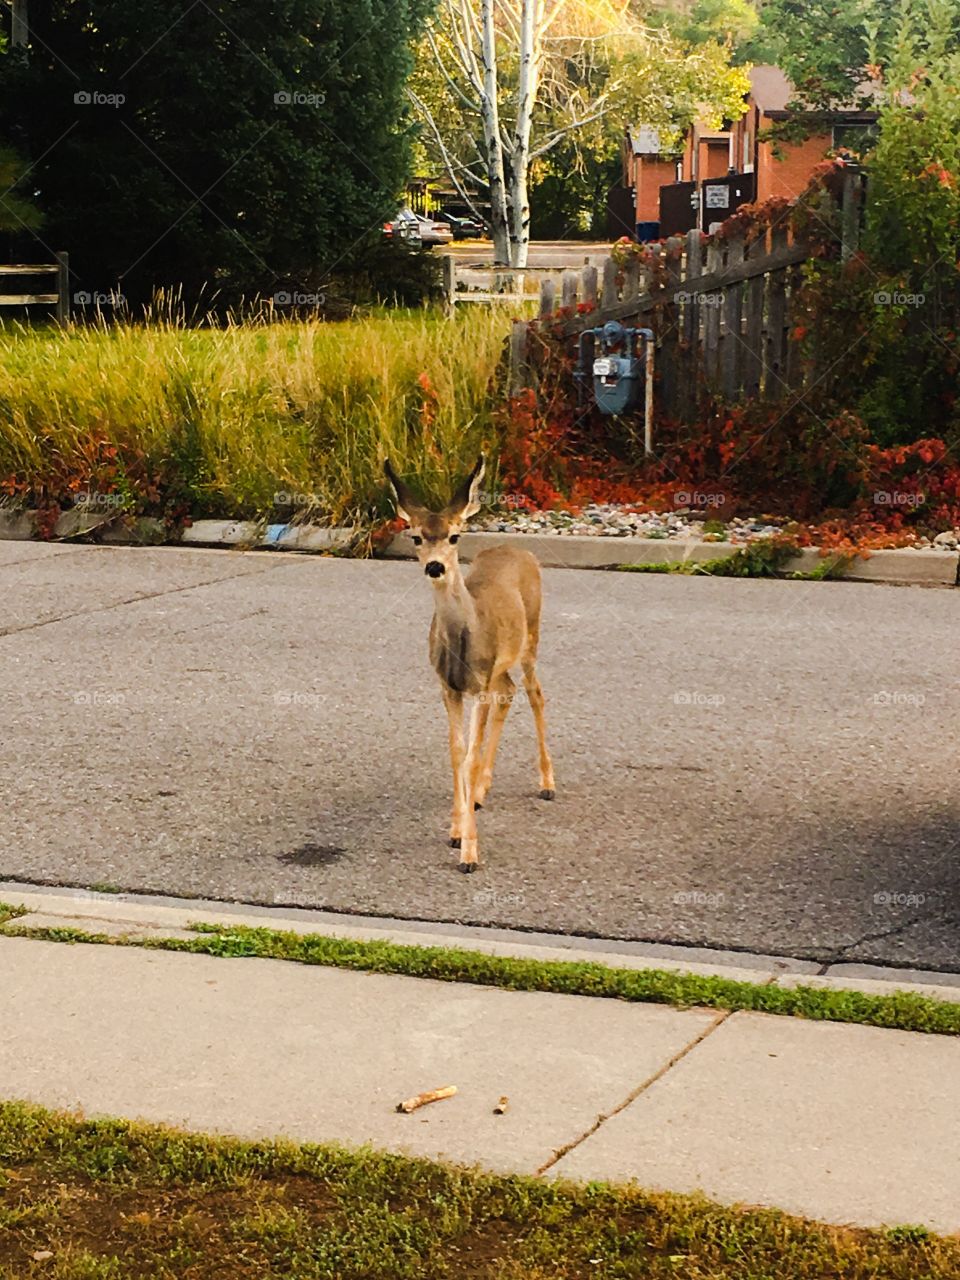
1, 511, 957, 586
3, 880, 960, 1001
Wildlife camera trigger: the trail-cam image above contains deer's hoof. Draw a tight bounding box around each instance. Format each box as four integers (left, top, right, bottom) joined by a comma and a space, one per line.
448, 837, 461, 849
459, 861, 478, 874
538, 788, 555, 800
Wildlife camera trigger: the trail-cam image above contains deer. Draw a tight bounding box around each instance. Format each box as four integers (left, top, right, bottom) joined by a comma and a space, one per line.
384, 455, 555, 872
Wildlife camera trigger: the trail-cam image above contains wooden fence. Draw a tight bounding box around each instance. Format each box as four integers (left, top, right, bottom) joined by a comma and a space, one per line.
0, 253, 70, 323
513, 224, 812, 417
441, 252, 603, 310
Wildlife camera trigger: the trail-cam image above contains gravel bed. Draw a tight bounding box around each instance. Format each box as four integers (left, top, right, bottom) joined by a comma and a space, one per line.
466, 503, 960, 549
468, 504, 786, 544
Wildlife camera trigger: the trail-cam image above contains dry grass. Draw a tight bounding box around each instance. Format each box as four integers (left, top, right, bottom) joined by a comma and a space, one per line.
0, 307, 512, 524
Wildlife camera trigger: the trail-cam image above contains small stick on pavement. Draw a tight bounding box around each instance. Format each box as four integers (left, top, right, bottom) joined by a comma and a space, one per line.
493, 1096, 509, 1115
396, 1085, 457, 1114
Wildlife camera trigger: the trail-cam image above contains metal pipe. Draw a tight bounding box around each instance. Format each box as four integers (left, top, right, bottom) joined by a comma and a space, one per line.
636, 327, 654, 455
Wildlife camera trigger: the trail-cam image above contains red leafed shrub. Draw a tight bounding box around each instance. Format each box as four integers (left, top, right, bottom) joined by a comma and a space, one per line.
495, 325, 960, 541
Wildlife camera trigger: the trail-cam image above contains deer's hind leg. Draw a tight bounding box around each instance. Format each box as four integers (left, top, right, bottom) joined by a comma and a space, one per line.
473, 670, 515, 809
521, 649, 555, 800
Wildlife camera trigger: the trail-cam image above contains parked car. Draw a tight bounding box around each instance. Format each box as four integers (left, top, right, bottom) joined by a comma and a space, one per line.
434, 209, 486, 240
414, 213, 454, 246
382, 208, 422, 245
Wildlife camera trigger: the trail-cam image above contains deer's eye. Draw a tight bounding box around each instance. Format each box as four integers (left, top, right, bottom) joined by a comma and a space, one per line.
449, 534, 460, 544
411, 535, 422, 546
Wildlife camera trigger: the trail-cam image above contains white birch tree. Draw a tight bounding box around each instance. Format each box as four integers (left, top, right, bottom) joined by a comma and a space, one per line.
409, 0, 626, 267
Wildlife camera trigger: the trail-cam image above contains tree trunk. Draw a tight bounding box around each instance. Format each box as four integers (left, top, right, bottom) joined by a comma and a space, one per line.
480, 0, 511, 264
507, 0, 540, 268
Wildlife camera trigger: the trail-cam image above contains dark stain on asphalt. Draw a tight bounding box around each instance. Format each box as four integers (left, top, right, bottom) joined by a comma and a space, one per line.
277, 843, 348, 867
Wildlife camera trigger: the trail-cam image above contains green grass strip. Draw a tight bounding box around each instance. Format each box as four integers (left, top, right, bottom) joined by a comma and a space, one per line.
616, 539, 852, 579
3, 906, 959, 1037
0, 1098, 954, 1279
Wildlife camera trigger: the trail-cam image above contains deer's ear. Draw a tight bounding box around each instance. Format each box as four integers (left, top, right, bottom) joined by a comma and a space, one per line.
446, 455, 485, 522
384, 459, 422, 525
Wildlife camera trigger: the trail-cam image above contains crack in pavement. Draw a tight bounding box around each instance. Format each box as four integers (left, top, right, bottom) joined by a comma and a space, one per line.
822, 909, 960, 970
534, 1006, 740, 1176
0, 559, 293, 639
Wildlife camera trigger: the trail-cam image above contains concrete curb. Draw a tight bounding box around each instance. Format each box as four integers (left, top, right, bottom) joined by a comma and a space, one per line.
1, 511, 956, 585
3, 881, 960, 1000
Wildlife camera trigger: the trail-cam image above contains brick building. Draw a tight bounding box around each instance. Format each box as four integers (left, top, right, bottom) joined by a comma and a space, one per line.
622, 65, 879, 239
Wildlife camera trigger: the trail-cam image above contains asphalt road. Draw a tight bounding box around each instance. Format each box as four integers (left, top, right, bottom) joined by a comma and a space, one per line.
2, 541, 959, 971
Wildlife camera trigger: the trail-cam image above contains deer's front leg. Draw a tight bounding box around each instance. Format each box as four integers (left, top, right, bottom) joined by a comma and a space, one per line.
458, 696, 486, 871
442, 686, 465, 847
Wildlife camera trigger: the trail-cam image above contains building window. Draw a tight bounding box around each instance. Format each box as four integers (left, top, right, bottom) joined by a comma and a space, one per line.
831, 123, 878, 157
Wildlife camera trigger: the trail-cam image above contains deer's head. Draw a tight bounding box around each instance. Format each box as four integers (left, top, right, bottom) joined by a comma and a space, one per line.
384, 456, 485, 582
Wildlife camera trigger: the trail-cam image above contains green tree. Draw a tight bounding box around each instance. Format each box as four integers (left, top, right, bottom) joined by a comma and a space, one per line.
865, 0, 960, 272
0, 1, 431, 305
0, 26, 41, 235
740, 0, 893, 110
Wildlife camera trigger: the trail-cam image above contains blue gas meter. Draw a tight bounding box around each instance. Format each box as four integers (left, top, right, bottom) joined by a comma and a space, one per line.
575, 320, 653, 417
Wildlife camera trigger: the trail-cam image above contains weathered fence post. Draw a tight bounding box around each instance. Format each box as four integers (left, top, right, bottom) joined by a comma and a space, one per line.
561, 270, 578, 312
55, 251, 70, 325
622, 254, 641, 303
509, 319, 528, 395
840, 164, 862, 262
721, 233, 745, 399
703, 239, 723, 384
581, 264, 598, 310
442, 254, 456, 317
764, 225, 790, 391
601, 256, 618, 310
742, 231, 766, 399
681, 228, 702, 419
539, 277, 555, 319
658, 236, 683, 418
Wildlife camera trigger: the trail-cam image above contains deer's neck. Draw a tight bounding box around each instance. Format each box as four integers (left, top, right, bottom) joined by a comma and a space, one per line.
431, 565, 478, 694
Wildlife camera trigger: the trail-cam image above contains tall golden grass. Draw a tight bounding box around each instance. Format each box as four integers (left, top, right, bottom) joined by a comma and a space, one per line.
0, 307, 513, 524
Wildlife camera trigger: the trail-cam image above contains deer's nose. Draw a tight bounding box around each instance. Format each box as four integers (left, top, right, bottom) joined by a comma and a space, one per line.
425, 560, 445, 578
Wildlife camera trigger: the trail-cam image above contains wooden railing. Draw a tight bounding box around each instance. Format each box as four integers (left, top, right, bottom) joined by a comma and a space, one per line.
0, 253, 70, 323
441, 253, 603, 310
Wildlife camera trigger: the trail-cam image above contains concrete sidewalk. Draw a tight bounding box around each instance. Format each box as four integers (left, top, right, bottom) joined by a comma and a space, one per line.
2, 890, 959, 1234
